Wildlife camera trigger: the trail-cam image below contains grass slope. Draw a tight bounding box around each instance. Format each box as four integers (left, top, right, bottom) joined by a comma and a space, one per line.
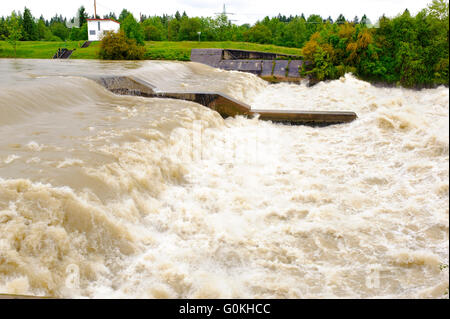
0, 40, 302, 60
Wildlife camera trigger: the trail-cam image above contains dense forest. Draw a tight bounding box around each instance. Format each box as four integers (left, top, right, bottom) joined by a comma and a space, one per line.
0, 1, 448, 87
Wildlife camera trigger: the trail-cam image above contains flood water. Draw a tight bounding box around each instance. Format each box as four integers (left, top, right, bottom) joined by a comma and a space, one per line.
0, 59, 448, 298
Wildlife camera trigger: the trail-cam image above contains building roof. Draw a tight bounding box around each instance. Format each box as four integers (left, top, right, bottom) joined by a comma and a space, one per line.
87, 19, 120, 24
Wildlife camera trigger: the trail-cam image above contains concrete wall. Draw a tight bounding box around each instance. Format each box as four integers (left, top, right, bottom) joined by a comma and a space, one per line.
92, 75, 357, 125
190, 49, 304, 79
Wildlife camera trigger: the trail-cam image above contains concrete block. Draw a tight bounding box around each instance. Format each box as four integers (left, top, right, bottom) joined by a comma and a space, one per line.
261, 60, 274, 76
190, 49, 223, 67
273, 60, 289, 77
219, 60, 262, 74
288, 60, 303, 78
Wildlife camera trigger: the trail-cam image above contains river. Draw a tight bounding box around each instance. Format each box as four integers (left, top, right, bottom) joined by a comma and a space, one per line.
0, 59, 448, 298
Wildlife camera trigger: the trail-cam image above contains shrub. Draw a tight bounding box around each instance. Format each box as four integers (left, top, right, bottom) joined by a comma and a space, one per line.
98, 30, 146, 60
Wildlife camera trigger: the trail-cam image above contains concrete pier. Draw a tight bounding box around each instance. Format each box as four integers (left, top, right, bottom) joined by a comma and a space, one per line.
92, 75, 357, 126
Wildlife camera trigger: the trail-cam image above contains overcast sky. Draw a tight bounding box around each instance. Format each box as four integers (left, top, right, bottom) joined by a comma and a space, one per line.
0, 0, 432, 25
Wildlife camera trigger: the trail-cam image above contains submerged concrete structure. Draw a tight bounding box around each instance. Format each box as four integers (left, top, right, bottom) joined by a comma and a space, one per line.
190, 49, 305, 80
92, 75, 357, 126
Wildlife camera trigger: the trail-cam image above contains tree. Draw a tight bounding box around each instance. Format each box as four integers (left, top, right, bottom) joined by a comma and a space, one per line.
77, 6, 88, 27
244, 24, 272, 44
103, 12, 118, 21
360, 14, 370, 26
168, 18, 180, 40
50, 22, 69, 40
22, 7, 37, 40
99, 30, 145, 60
5, 11, 22, 57
336, 14, 347, 24
178, 17, 201, 40
121, 14, 144, 45
119, 9, 132, 23
0, 17, 7, 39
142, 18, 164, 41
427, 0, 449, 24
69, 22, 87, 41
36, 18, 48, 40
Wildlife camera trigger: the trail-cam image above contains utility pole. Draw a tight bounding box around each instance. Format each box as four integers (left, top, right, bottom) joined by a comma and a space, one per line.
94, 0, 97, 19
214, 4, 237, 22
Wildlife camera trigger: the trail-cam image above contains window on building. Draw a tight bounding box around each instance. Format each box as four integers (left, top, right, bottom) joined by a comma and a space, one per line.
90, 30, 96, 35
98, 22, 101, 31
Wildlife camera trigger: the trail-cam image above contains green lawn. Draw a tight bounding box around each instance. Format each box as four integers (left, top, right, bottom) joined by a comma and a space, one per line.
0, 41, 95, 59
144, 41, 303, 60
0, 40, 303, 60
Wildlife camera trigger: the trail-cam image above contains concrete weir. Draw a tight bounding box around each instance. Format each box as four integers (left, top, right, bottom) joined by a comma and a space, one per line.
191, 49, 306, 81
92, 76, 357, 125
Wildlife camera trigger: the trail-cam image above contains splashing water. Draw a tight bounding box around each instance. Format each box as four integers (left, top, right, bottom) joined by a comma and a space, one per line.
0, 60, 448, 298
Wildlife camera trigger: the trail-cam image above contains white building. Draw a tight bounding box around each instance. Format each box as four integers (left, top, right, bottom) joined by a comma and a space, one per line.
87, 19, 120, 41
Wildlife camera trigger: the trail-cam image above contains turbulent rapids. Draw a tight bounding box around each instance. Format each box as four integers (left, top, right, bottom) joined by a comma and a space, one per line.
0, 59, 448, 298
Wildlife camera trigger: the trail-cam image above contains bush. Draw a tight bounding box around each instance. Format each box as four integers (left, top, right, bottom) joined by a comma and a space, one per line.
99, 30, 146, 60
48, 35, 62, 42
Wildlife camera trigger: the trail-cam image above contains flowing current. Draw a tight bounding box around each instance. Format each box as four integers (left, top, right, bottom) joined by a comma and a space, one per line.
0, 59, 448, 298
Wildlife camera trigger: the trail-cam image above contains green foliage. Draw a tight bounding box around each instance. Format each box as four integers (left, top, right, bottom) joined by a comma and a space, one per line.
178, 17, 201, 41
168, 19, 180, 41
301, 2, 449, 87
69, 23, 88, 41
119, 9, 132, 23
36, 19, 47, 40
142, 17, 165, 41
50, 22, 69, 41
244, 24, 272, 44
428, 0, 449, 20
4, 11, 22, 57
121, 14, 145, 45
77, 6, 88, 27
98, 30, 145, 60
22, 7, 37, 40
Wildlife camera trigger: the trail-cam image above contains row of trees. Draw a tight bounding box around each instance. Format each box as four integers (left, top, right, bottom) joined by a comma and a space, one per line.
0, 7, 374, 45
0, 7, 89, 42
129, 11, 373, 46
301, 0, 449, 87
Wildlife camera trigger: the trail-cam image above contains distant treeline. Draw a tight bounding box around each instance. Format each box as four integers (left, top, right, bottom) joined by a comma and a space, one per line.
1, 1, 448, 87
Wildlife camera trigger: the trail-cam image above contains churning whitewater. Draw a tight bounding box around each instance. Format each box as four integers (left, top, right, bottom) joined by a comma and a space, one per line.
0, 59, 448, 298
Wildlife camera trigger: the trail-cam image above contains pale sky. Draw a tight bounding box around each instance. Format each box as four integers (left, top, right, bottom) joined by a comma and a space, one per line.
0, 0, 433, 25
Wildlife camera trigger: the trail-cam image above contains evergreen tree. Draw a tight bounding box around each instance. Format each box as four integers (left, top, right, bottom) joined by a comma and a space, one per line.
103, 12, 118, 21
336, 14, 346, 24
119, 9, 132, 22
22, 7, 37, 40
360, 14, 369, 26
77, 6, 88, 27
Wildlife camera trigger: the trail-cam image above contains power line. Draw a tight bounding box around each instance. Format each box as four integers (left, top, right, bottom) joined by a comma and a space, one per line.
215, 4, 237, 22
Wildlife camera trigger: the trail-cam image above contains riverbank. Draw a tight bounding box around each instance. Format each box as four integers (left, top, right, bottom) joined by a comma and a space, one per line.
1, 41, 447, 89
0, 40, 303, 60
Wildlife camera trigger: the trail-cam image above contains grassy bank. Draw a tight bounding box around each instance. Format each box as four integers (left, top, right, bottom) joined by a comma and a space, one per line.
0, 40, 303, 60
